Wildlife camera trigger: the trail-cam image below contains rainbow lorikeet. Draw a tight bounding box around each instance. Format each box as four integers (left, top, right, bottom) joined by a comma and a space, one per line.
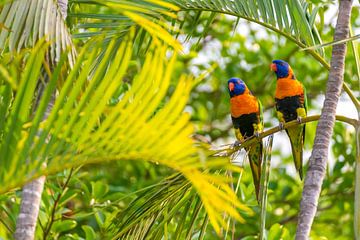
228, 78, 263, 200
271, 60, 307, 179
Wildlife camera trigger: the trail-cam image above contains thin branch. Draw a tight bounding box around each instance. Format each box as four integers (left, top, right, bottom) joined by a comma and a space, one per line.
343, 82, 360, 110
304, 48, 360, 109
223, 114, 358, 156
42, 168, 74, 240
301, 34, 360, 51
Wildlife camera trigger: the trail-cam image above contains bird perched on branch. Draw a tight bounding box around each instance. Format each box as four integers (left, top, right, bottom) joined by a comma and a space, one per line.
270, 60, 307, 179
228, 78, 263, 200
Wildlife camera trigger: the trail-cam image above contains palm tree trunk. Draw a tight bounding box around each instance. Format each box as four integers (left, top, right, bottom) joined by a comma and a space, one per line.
296, 0, 353, 239
14, 1, 69, 239
13, 176, 46, 240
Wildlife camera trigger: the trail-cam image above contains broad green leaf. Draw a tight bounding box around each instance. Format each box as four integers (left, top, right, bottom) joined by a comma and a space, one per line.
91, 181, 110, 200
53, 220, 77, 233
82, 225, 97, 240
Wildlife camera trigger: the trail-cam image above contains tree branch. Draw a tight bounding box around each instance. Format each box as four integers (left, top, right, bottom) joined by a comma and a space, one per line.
42, 168, 74, 240
221, 114, 358, 157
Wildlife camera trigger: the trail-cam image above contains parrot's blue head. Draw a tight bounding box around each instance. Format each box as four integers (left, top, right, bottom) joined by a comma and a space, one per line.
271, 60, 294, 79
228, 78, 246, 97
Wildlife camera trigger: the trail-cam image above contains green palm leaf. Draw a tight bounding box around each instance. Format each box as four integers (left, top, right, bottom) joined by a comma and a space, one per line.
0, 30, 249, 235
168, 0, 324, 57
107, 170, 245, 239
107, 173, 194, 239
69, 0, 181, 50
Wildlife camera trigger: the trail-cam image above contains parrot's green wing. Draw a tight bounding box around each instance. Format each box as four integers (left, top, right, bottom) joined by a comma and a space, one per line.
247, 99, 264, 201
303, 83, 308, 113
302, 83, 307, 143
287, 82, 307, 180
258, 99, 264, 127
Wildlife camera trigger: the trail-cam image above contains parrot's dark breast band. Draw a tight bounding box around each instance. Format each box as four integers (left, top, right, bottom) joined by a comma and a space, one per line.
275, 95, 302, 122
232, 113, 259, 139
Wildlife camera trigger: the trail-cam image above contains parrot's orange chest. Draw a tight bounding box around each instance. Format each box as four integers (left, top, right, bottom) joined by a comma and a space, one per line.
230, 94, 259, 118
275, 78, 304, 99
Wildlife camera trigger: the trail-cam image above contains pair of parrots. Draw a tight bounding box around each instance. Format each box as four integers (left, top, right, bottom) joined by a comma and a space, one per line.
228, 60, 306, 200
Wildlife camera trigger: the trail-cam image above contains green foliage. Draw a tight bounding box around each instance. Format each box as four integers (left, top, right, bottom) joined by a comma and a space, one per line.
0, 0, 359, 239
0, 22, 246, 239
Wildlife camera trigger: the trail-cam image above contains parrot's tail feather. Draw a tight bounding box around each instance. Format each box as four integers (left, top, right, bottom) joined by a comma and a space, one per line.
287, 126, 304, 181
292, 146, 303, 180
246, 142, 263, 202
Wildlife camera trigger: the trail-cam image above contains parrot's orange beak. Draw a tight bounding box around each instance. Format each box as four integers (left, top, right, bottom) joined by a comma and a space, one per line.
270, 63, 277, 71
228, 82, 235, 91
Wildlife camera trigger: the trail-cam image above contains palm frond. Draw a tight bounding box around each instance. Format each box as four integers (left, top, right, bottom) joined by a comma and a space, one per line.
0, 0, 76, 65
108, 152, 252, 239
168, 0, 325, 57
0, 30, 249, 234
107, 170, 246, 239
69, 0, 181, 51
107, 173, 194, 239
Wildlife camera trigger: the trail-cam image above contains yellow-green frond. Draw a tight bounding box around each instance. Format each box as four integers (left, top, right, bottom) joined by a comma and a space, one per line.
0, 31, 247, 235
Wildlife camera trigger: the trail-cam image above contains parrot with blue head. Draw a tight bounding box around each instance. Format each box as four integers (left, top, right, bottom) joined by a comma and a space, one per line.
271, 60, 307, 179
228, 78, 263, 200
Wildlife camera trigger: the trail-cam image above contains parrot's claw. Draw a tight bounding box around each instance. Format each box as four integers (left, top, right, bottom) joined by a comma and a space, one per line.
233, 140, 242, 147
254, 132, 261, 139
297, 117, 303, 124
278, 122, 285, 130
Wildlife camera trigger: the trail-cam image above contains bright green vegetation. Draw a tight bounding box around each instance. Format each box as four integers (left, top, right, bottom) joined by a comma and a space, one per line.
0, 0, 359, 239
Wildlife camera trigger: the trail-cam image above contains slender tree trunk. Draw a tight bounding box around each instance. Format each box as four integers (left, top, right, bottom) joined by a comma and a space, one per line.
296, 0, 353, 239
14, 1, 69, 239
13, 177, 46, 240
